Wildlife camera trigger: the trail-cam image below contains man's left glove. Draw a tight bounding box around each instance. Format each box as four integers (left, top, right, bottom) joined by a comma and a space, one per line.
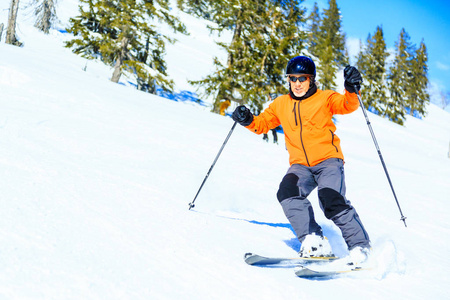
232, 105, 254, 126
344, 65, 363, 94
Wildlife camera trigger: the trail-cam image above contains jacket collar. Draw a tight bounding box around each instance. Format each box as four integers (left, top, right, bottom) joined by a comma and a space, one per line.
289, 82, 318, 101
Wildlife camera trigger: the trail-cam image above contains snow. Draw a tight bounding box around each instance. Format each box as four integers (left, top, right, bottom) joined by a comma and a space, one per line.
1, 1, 450, 299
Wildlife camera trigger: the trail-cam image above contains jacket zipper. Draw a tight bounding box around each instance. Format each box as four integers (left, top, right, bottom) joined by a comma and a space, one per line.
329, 130, 339, 152
296, 101, 310, 166
292, 102, 298, 126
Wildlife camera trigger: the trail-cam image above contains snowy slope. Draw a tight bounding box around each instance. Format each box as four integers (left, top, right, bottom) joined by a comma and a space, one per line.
1, 1, 450, 299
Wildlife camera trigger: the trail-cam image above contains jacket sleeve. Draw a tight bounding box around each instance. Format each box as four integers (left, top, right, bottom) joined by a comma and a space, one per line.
327, 90, 360, 115
245, 102, 281, 135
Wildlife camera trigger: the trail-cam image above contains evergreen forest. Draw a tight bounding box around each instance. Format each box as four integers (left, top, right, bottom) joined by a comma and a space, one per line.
7, 0, 432, 125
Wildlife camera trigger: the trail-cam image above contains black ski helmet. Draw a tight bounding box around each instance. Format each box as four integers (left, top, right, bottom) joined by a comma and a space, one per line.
286, 56, 316, 78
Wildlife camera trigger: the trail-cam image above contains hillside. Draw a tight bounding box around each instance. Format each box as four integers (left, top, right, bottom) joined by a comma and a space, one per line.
1, 1, 450, 299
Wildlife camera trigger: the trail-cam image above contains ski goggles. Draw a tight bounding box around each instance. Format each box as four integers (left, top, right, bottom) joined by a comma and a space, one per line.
288, 75, 310, 83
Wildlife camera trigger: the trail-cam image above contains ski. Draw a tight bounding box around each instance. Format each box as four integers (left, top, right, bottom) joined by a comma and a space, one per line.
244, 252, 338, 266
295, 261, 371, 278
295, 264, 369, 278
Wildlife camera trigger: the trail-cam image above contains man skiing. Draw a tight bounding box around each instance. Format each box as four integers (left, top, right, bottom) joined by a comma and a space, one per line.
232, 56, 371, 264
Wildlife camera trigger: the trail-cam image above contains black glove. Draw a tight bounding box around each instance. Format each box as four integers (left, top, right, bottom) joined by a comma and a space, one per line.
232, 105, 253, 126
344, 65, 363, 93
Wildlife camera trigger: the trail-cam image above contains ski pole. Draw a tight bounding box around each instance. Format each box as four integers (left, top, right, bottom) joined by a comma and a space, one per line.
188, 121, 238, 210
354, 86, 407, 227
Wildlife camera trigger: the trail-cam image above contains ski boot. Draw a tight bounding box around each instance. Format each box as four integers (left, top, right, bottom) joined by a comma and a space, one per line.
299, 233, 334, 258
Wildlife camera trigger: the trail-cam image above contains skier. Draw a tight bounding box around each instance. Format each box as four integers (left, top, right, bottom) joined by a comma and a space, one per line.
262, 93, 280, 144
231, 56, 371, 264
262, 127, 279, 144
219, 99, 231, 116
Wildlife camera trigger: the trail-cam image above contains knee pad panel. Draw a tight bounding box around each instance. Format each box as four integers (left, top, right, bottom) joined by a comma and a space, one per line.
318, 187, 350, 219
277, 173, 300, 203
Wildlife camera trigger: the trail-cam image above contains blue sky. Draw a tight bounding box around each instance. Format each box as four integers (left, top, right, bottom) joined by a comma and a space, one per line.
302, 0, 450, 98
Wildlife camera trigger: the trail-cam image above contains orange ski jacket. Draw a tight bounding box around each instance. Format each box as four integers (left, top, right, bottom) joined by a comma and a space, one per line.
246, 89, 359, 167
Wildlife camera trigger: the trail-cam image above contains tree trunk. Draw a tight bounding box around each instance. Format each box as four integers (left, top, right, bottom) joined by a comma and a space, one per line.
0, 23, 4, 42
35, 0, 54, 34
111, 35, 130, 83
6, 0, 20, 45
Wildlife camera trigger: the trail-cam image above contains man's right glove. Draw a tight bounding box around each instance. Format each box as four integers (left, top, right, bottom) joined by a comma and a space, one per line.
344, 65, 363, 94
232, 105, 254, 126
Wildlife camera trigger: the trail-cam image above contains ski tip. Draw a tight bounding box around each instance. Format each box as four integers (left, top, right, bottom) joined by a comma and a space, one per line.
295, 265, 370, 278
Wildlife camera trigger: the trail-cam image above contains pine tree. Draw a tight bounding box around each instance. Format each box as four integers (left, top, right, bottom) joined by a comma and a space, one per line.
180, 0, 306, 113
176, 0, 212, 20
356, 26, 389, 116
244, 0, 306, 113
406, 40, 429, 117
306, 2, 321, 58
66, 0, 187, 93
356, 39, 368, 76
356, 37, 375, 111
315, 0, 347, 90
387, 28, 415, 125
33, 0, 57, 34
439, 90, 450, 110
